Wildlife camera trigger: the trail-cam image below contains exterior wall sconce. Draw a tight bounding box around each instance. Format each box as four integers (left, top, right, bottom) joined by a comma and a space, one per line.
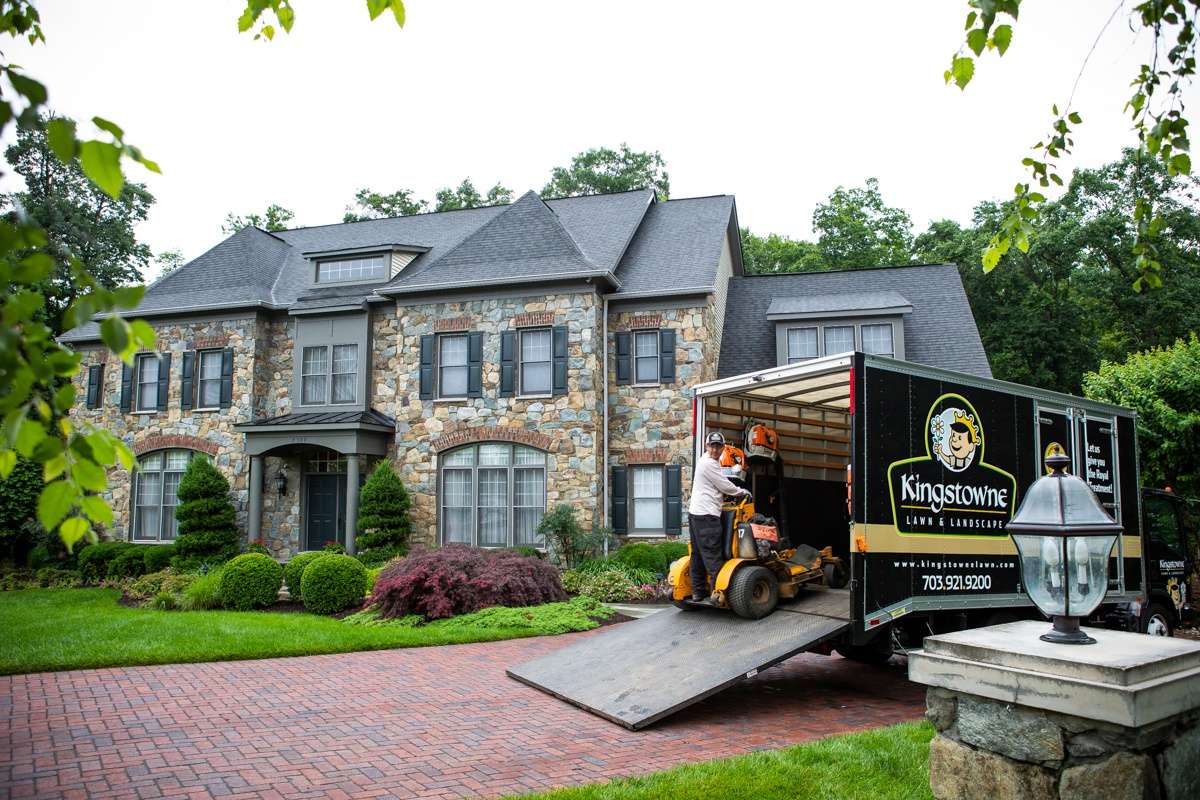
1007, 452, 1123, 644
274, 465, 288, 497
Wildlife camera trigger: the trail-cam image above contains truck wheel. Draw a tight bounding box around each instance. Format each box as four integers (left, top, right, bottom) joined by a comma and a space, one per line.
1141, 603, 1174, 637
836, 636, 894, 665
728, 565, 779, 619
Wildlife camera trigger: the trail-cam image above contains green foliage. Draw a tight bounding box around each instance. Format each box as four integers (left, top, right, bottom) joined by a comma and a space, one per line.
218, 553, 282, 611
154, 248, 185, 276
142, 544, 175, 573
537, 506, 613, 568
356, 461, 411, 562
365, 567, 382, 594
222, 204, 294, 235
575, 569, 637, 602
173, 457, 239, 567
0, 456, 41, 550
107, 546, 150, 579
811, 178, 914, 269
343, 178, 513, 222
613, 541, 687, 575
77, 541, 132, 582
433, 178, 513, 212
1084, 335, 1200, 496
244, 541, 270, 556
344, 594, 613, 635
284, 551, 330, 600
739, 229, 826, 274
577, 558, 657, 586
300, 554, 367, 614
542, 144, 670, 199
179, 566, 224, 611
0, 569, 35, 591
34, 567, 81, 588
126, 568, 194, 602
559, 569, 583, 593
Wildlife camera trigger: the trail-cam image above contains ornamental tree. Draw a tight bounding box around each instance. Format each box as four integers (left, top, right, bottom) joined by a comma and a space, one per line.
355, 461, 411, 566
173, 456, 239, 568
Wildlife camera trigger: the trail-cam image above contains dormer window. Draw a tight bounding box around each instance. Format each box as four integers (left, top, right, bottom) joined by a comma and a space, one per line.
316, 255, 387, 283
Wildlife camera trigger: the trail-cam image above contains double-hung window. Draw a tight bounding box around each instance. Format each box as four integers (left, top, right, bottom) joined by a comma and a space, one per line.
786, 327, 818, 363
438, 334, 469, 399
439, 444, 547, 548
861, 323, 894, 357
196, 350, 223, 409
634, 331, 660, 384
519, 328, 552, 396
823, 325, 855, 355
631, 466, 665, 532
132, 449, 193, 542
135, 354, 160, 411
300, 344, 358, 405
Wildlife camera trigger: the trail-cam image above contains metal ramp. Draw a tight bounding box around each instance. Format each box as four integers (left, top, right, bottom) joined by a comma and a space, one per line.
507, 587, 852, 729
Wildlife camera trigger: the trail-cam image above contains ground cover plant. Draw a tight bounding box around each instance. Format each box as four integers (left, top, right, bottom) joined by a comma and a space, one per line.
369, 544, 566, 620
345, 594, 614, 636
506, 722, 935, 800
0, 588, 541, 675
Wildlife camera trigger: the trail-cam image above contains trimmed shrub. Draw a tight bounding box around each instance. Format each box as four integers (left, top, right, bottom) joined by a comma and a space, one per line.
245, 541, 270, 556
108, 546, 151, 579
173, 457, 239, 569
218, 553, 282, 611
655, 540, 689, 566
143, 544, 176, 573
613, 541, 690, 575
78, 541, 133, 582
560, 568, 584, 593
301, 554, 367, 614
369, 545, 567, 621
356, 462, 411, 565
577, 568, 637, 602
284, 551, 330, 600
34, 567, 83, 588
179, 566, 224, 610
127, 569, 195, 602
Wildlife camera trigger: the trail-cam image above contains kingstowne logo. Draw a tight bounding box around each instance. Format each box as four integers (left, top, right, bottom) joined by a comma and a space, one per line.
887, 393, 1018, 535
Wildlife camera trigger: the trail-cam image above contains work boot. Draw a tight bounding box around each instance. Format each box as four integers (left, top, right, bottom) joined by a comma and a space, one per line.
694, 594, 719, 607
690, 593, 706, 603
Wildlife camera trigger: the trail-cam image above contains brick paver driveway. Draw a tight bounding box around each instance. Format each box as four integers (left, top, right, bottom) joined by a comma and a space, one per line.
0, 629, 924, 799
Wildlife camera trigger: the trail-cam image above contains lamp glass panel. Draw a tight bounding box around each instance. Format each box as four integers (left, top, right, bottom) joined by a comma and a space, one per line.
1066, 534, 1118, 618
1012, 533, 1066, 616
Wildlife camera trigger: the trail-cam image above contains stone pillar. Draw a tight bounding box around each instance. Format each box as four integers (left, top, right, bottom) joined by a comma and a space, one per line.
345, 454, 360, 556
248, 455, 263, 546
909, 620, 1200, 800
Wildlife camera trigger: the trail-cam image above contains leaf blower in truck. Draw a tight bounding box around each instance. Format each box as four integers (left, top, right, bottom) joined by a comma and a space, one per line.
672, 431, 846, 618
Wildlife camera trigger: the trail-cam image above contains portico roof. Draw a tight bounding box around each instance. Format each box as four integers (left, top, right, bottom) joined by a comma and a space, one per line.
235, 409, 395, 456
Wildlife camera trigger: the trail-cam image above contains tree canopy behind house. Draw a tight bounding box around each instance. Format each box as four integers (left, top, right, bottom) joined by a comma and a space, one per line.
542, 143, 670, 199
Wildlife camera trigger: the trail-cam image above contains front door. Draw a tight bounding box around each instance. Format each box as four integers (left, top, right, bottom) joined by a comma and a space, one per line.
306, 474, 342, 551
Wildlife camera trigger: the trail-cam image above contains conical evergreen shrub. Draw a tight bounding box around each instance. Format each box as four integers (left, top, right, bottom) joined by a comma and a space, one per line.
172, 456, 239, 568
355, 461, 411, 567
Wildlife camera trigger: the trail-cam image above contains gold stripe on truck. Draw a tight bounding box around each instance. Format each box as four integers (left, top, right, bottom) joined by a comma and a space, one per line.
854, 523, 1143, 559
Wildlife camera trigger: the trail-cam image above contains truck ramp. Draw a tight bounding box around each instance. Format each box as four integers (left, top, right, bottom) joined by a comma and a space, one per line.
507, 587, 851, 729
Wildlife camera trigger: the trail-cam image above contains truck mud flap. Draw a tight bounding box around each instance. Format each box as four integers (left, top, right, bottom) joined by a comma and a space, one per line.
506, 587, 851, 730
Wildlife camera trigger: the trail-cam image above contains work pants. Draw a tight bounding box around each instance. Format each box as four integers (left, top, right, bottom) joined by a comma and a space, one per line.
688, 513, 725, 597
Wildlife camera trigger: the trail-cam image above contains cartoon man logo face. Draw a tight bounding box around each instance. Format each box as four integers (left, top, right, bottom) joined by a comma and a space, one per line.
931, 408, 980, 472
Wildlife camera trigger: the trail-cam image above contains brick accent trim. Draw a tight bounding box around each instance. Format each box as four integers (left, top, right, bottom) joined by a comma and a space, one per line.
624, 314, 663, 330
434, 317, 472, 333
627, 447, 669, 464
512, 311, 555, 328
431, 427, 555, 453
133, 434, 219, 457
190, 335, 230, 350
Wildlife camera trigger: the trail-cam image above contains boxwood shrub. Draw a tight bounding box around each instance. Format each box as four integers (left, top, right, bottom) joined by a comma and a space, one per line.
301, 554, 367, 614
143, 544, 176, 573
78, 541, 133, 582
284, 551, 330, 600
108, 546, 152, 579
218, 553, 282, 610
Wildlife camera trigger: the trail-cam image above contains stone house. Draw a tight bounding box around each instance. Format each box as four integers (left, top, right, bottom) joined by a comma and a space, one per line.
63, 189, 989, 558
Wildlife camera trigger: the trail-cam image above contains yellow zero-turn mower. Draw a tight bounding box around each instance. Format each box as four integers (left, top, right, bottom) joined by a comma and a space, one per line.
667, 495, 847, 619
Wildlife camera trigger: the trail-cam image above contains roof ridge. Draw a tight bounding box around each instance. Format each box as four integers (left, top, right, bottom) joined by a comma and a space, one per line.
738, 262, 957, 277
434, 190, 596, 270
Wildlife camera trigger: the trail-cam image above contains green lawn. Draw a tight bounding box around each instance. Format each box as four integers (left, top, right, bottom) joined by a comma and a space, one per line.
0, 588, 540, 675
507, 722, 934, 800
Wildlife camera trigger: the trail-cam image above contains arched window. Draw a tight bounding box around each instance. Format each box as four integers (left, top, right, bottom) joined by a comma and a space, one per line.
132, 449, 195, 542
440, 444, 546, 548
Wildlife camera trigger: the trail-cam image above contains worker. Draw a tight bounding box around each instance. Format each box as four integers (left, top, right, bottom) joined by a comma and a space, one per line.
688, 431, 751, 603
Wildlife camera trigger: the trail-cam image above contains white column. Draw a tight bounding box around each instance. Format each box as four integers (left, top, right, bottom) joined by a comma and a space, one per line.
248, 455, 263, 546
345, 454, 360, 556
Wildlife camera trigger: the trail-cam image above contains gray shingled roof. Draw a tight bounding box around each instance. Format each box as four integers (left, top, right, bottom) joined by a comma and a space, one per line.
766, 290, 912, 318
61, 189, 737, 342
237, 409, 395, 428
719, 265, 992, 378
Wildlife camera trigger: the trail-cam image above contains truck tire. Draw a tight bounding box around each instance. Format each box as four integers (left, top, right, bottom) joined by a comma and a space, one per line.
1141, 603, 1175, 637
836, 635, 894, 665
728, 565, 779, 619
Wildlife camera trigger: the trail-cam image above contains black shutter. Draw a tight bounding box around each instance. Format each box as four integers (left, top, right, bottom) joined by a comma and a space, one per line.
659, 329, 676, 385
552, 325, 568, 396
156, 353, 171, 411
467, 331, 483, 398
615, 332, 632, 385
86, 364, 103, 409
499, 331, 516, 398
665, 464, 682, 534
119, 363, 133, 412
611, 465, 628, 534
180, 351, 196, 410
219, 348, 234, 409
419, 335, 434, 400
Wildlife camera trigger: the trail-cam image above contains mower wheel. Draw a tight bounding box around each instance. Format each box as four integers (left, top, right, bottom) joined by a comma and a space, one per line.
728, 565, 779, 619
823, 561, 848, 589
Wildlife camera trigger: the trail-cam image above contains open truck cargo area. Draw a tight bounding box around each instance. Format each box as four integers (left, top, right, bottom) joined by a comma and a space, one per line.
510, 353, 1190, 727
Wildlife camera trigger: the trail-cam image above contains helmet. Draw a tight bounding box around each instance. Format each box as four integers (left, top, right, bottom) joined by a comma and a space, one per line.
706, 432, 726, 447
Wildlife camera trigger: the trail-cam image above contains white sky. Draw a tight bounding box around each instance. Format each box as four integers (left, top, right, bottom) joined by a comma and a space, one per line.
2, 1, 1184, 280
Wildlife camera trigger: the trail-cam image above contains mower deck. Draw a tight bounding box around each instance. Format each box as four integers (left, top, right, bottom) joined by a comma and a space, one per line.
507, 586, 852, 729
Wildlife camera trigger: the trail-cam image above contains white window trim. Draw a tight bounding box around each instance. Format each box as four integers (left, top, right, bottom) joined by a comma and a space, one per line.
438, 444, 548, 549
860, 321, 895, 358
194, 349, 223, 411
436, 333, 470, 401
299, 345, 329, 407
314, 254, 388, 285
330, 344, 358, 405
517, 327, 554, 399
134, 353, 160, 412
131, 449, 193, 543
823, 324, 856, 356
632, 329, 662, 387
628, 463, 668, 536
785, 326, 819, 365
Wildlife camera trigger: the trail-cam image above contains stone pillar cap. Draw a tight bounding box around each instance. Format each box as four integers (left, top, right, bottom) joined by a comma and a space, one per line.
909, 621, 1200, 727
